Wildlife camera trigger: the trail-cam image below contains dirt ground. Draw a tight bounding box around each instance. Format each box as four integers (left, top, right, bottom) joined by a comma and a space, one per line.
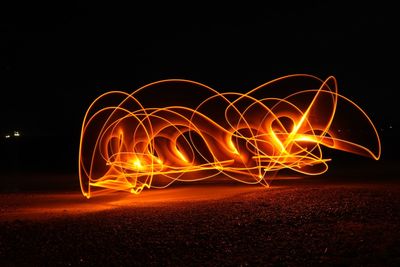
1, 176, 399, 266
0, 159, 398, 266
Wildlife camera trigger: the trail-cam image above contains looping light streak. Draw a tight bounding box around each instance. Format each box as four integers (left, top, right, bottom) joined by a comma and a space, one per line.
79, 74, 381, 198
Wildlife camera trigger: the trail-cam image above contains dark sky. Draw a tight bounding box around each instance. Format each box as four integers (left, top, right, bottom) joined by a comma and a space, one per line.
0, 2, 398, 169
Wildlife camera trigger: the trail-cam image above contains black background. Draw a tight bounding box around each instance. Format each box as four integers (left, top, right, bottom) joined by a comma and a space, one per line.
0, 2, 398, 173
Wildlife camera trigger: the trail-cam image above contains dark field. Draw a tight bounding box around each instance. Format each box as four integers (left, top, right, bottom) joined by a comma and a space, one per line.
1, 160, 399, 266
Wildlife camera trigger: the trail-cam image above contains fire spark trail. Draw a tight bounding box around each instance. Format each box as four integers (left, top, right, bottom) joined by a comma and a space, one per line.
79, 74, 380, 198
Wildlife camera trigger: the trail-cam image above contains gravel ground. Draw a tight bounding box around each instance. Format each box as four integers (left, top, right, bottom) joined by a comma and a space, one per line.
1, 181, 399, 266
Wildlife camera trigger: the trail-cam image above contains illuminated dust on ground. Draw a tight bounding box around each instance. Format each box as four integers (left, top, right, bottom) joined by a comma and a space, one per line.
0, 174, 399, 266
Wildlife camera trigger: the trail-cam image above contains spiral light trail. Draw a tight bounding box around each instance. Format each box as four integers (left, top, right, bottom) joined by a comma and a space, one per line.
79, 74, 381, 198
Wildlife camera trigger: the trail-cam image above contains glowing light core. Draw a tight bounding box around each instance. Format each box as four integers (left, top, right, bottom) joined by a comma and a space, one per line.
79, 75, 381, 198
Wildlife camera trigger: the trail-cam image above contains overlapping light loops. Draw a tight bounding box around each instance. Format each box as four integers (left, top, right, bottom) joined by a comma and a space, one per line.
79, 74, 381, 198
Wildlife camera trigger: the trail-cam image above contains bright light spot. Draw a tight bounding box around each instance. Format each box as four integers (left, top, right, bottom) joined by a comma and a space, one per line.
216, 165, 223, 171
13, 131, 20, 137
132, 159, 143, 169
5, 135, 10, 139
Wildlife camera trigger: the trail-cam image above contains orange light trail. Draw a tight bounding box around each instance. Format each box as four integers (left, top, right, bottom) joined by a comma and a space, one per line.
79, 74, 381, 198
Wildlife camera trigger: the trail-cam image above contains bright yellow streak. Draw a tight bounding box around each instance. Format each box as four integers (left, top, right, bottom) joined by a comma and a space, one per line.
175, 148, 188, 163
228, 137, 239, 155
78, 74, 381, 198
293, 135, 317, 142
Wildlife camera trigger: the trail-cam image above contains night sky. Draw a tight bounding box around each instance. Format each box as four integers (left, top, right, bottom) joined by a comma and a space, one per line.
0, 2, 398, 172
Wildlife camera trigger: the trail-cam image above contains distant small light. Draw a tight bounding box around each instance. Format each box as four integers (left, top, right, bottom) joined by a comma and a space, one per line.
389, 125, 393, 129
13, 131, 20, 137
5, 135, 10, 139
